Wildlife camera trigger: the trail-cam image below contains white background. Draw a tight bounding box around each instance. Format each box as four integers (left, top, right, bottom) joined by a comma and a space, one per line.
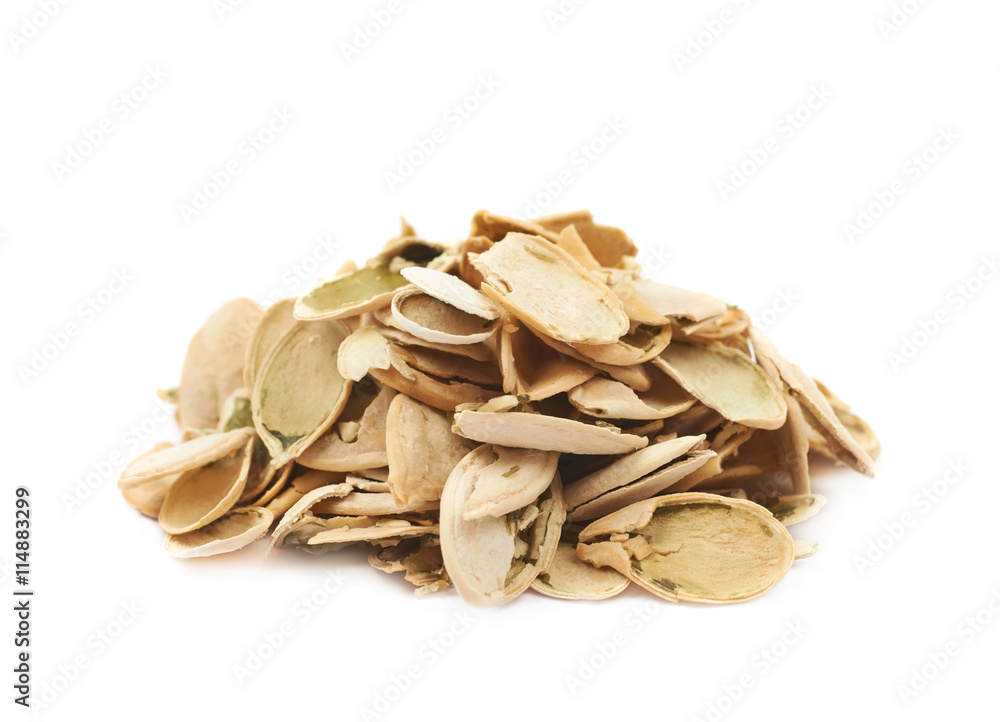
2, 1, 998, 720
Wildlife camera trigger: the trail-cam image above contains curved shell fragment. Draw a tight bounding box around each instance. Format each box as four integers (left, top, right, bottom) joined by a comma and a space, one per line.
252, 318, 353, 467
158, 437, 255, 535
655, 342, 786, 430
472, 232, 629, 345
452, 409, 648, 455
165, 507, 273, 558
531, 542, 629, 600
578, 493, 794, 603
391, 287, 499, 345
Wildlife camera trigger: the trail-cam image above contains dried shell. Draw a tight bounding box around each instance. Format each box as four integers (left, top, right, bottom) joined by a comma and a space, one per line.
297, 382, 395, 472
567, 372, 694, 420
632, 280, 728, 322
178, 298, 262, 430
750, 328, 874, 476
118, 442, 182, 518
473, 232, 629, 345
499, 314, 596, 400
399, 266, 499, 320
158, 438, 254, 534
439, 452, 565, 606
655, 342, 786, 430
578, 493, 794, 603
531, 542, 629, 600
390, 287, 499, 345
244, 298, 297, 392
252, 318, 353, 467
118, 427, 255, 488
760, 494, 827, 526
385, 394, 476, 505
459, 445, 559, 520
563, 435, 709, 520
164, 507, 273, 558
452, 409, 648, 455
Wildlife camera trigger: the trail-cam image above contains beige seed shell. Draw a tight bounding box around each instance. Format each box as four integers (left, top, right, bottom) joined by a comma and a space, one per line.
164, 507, 273, 558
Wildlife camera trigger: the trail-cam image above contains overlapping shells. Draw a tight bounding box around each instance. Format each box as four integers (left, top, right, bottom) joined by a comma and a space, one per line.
118, 209, 878, 606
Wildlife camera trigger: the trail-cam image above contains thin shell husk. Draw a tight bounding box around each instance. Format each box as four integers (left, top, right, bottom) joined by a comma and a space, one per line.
470, 209, 559, 243
531, 541, 629, 600
265, 482, 354, 556
391, 287, 499, 345
749, 328, 874, 476
452, 409, 648, 455
178, 298, 262, 431
400, 266, 499, 320
571, 324, 672, 367
439, 454, 565, 606
294, 239, 449, 321
813, 378, 882, 461
337, 326, 393, 382
385, 393, 477, 505
460, 444, 560, 520
499, 313, 596, 400
309, 492, 438, 517
567, 372, 694, 420
368, 347, 495, 412
118, 427, 255, 488
245, 298, 297, 392
760, 494, 827, 526
563, 435, 707, 516
632, 280, 728, 322
119, 442, 182, 518
158, 438, 255, 535
252, 318, 353, 467
566, 450, 716, 522
305, 518, 438, 547
530, 326, 653, 391
472, 232, 629, 345
297, 382, 395, 472
655, 342, 786, 430
578, 493, 794, 603
164, 507, 273, 558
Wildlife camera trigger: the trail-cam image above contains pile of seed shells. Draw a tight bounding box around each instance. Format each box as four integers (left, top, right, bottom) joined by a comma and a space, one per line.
117, 210, 880, 606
